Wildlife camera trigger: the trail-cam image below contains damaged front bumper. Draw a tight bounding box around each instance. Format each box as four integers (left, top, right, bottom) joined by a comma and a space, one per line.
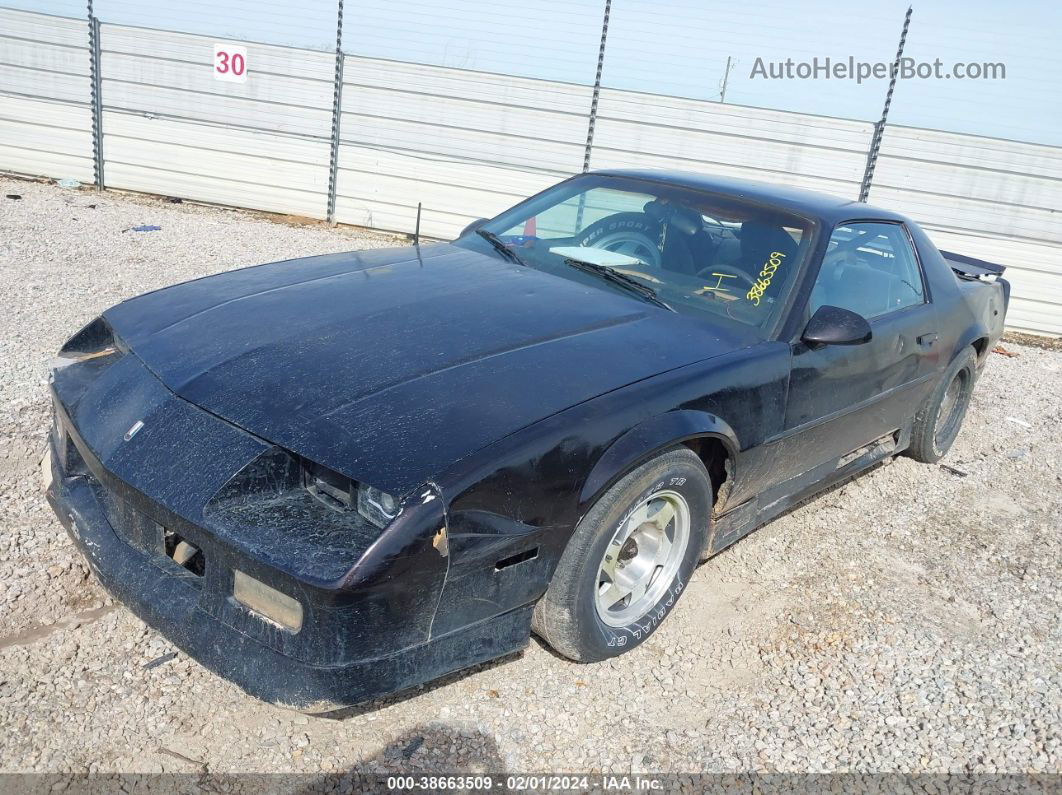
43, 402, 533, 712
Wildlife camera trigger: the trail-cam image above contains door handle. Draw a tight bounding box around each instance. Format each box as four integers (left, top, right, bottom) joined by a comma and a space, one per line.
917, 333, 938, 347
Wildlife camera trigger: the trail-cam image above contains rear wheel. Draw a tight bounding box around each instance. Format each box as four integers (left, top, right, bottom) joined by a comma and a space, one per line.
532, 448, 711, 661
907, 347, 977, 463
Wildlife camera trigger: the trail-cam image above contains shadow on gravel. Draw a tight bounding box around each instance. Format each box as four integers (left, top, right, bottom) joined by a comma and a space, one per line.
295, 725, 506, 788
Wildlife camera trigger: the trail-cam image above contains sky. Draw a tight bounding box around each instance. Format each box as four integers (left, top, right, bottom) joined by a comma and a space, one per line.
9, 0, 1062, 145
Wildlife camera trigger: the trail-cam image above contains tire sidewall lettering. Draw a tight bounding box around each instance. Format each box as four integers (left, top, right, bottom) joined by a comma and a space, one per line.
592, 470, 704, 650
578, 217, 657, 248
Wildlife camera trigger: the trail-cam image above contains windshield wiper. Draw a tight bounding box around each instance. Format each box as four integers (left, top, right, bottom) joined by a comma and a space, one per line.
563, 257, 674, 312
476, 229, 526, 266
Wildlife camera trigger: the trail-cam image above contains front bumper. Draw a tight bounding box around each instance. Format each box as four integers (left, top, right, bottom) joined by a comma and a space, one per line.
43, 431, 533, 712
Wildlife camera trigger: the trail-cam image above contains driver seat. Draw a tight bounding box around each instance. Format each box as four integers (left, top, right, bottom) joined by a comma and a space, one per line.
643, 201, 702, 276
739, 221, 799, 268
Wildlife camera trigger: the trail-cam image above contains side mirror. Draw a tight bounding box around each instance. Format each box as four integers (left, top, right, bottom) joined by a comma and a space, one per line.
802, 305, 872, 346
457, 217, 489, 239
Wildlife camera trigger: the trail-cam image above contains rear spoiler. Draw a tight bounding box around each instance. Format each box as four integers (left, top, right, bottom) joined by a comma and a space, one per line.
940, 250, 1006, 282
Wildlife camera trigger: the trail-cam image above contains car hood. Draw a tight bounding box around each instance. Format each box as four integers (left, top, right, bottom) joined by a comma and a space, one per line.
104, 243, 754, 495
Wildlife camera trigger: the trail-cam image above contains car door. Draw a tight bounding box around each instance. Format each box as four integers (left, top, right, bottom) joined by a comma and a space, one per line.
778, 221, 942, 472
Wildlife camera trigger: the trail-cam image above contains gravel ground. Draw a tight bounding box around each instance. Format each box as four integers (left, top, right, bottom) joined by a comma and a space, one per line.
0, 176, 1059, 778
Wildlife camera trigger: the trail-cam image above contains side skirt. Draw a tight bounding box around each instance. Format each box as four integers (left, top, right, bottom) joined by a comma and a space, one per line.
707, 426, 910, 557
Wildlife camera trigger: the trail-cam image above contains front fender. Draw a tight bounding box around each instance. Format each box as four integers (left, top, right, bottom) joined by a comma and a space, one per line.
578, 409, 739, 514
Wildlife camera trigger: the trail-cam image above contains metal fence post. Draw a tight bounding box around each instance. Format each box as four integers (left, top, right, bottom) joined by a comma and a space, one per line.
858, 5, 912, 202
326, 0, 345, 224
582, 0, 612, 173
87, 3, 105, 191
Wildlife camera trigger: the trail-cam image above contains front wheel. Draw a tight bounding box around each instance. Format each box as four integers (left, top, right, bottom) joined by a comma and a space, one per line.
532, 448, 711, 661
907, 347, 977, 463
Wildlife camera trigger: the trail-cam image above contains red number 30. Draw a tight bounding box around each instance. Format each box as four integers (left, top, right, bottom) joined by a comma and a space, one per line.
215, 50, 245, 76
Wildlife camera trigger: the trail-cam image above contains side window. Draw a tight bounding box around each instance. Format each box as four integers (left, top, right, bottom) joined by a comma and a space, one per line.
810, 222, 926, 320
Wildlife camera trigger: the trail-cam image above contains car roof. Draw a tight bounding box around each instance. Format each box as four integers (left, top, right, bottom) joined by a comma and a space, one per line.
589, 169, 908, 225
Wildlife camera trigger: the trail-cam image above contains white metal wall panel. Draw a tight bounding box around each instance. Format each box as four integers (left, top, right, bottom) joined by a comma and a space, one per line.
0, 9, 90, 103
102, 112, 330, 219
342, 0, 602, 85
869, 127, 1062, 244
103, 82, 332, 138
591, 89, 875, 198
2, 8, 1060, 336
600, 1, 901, 121
867, 126, 1062, 337
0, 63, 87, 105
0, 8, 88, 47
3, 38, 90, 78
334, 57, 589, 236
100, 25, 335, 79
869, 188, 1058, 246
0, 9, 93, 181
0, 1, 85, 19
345, 58, 592, 114
99, 26, 335, 136
339, 58, 589, 172
925, 229, 1062, 337
93, 0, 339, 52
98, 25, 334, 218
0, 95, 94, 182
335, 147, 559, 239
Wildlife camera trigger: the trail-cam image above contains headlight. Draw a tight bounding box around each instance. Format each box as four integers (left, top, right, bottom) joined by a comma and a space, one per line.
302, 461, 397, 527
357, 483, 399, 528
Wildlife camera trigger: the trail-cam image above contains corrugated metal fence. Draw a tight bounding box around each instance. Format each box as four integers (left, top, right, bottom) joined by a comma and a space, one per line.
0, 6, 1059, 336
0, 9, 94, 182
100, 23, 335, 219
868, 128, 1062, 335
334, 56, 591, 236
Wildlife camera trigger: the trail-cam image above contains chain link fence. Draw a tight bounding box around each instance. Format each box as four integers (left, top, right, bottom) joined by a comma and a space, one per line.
0, 1, 1059, 335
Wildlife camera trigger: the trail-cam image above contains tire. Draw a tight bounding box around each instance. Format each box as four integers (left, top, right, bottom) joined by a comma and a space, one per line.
532, 448, 711, 662
907, 347, 977, 463
573, 212, 661, 267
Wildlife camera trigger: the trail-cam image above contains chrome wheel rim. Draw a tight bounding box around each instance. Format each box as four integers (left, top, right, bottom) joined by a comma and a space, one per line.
934, 369, 970, 450
595, 490, 690, 627
590, 231, 661, 267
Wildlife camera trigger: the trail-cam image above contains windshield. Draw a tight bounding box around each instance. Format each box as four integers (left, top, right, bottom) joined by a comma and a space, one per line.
460, 175, 817, 329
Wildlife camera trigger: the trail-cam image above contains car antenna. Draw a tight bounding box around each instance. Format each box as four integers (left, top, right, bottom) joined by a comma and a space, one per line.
413, 202, 422, 248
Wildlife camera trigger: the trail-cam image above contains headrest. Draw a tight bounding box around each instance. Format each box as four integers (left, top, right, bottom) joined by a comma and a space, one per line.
642, 201, 700, 235
740, 221, 797, 256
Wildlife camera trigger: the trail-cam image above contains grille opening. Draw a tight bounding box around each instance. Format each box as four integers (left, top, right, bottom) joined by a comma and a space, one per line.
164, 529, 205, 577
63, 438, 88, 476
495, 547, 538, 571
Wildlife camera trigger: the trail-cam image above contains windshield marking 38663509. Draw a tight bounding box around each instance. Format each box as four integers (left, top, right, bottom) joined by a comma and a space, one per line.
746, 251, 788, 306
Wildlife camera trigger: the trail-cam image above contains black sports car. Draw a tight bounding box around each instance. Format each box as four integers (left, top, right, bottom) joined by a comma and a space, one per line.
43, 171, 1009, 711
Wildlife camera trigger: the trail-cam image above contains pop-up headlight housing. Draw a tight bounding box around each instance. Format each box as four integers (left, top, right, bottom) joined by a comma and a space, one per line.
209, 448, 401, 531
302, 460, 399, 528
53, 316, 124, 368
